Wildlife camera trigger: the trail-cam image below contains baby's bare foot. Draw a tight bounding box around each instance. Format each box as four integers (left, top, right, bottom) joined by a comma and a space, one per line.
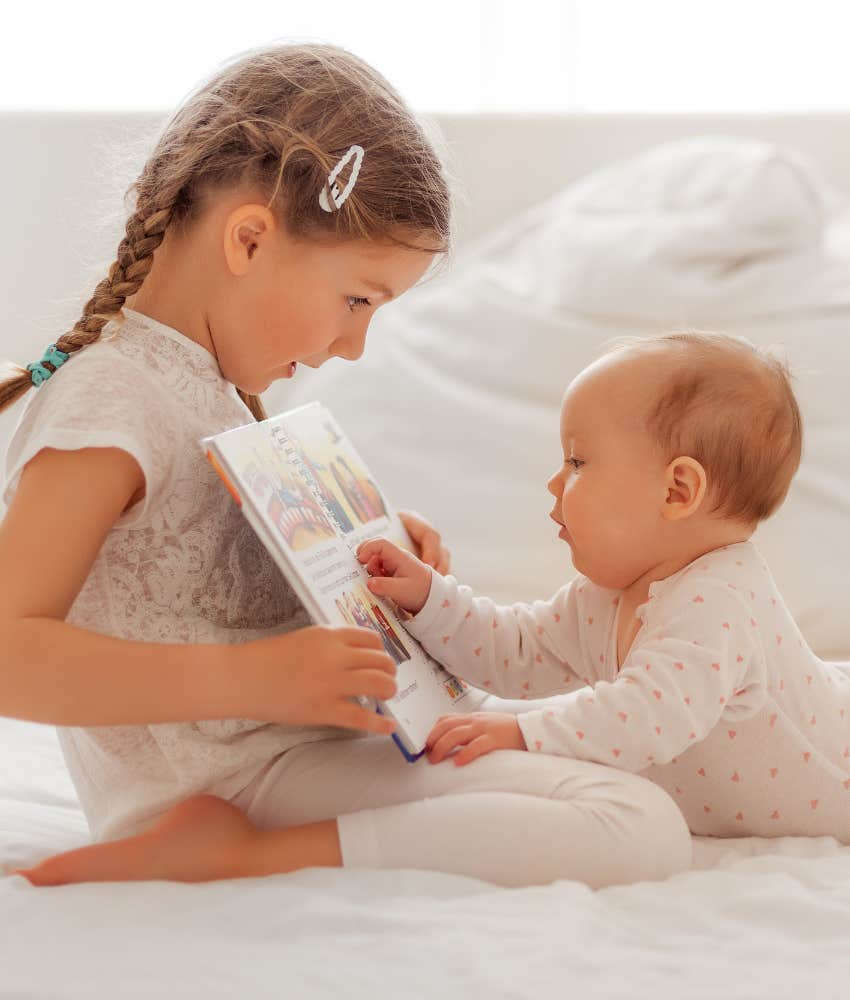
12, 795, 258, 886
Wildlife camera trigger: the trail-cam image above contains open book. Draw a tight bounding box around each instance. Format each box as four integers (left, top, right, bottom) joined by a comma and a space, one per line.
201, 402, 481, 761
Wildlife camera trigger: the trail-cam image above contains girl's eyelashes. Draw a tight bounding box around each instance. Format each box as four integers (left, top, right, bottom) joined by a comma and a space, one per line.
566, 456, 585, 471
347, 295, 372, 312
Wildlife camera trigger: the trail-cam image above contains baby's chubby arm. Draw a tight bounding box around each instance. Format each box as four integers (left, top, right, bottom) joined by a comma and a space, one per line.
517, 583, 761, 771
356, 538, 588, 699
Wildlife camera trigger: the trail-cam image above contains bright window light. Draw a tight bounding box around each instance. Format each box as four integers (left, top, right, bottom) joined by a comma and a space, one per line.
2, 0, 849, 112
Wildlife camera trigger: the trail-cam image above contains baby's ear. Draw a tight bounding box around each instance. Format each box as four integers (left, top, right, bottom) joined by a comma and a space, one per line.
661, 456, 707, 521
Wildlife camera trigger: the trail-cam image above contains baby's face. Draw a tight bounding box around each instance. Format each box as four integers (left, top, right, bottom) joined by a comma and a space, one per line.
547, 353, 671, 590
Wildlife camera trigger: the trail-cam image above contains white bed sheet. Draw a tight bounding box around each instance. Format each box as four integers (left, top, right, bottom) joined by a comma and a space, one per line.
2, 716, 849, 999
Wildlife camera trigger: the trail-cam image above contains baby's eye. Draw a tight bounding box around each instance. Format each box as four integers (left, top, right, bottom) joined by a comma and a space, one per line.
566, 456, 584, 471
347, 296, 371, 312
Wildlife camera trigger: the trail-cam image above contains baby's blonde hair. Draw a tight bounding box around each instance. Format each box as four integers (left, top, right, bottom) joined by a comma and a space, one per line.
0, 43, 453, 420
603, 330, 803, 525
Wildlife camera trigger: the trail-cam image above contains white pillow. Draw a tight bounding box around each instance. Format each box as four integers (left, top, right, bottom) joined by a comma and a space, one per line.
271, 137, 850, 660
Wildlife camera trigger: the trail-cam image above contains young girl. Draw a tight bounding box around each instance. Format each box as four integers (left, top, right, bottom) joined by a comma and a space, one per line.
358, 330, 850, 843
2, 43, 691, 891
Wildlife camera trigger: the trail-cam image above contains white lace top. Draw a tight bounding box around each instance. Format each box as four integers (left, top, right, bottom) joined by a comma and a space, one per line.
3, 308, 355, 841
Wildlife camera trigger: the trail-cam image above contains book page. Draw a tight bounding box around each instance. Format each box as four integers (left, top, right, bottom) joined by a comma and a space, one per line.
206, 403, 478, 756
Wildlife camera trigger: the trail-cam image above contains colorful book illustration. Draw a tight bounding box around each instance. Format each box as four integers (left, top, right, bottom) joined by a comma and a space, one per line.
202, 402, 480, 761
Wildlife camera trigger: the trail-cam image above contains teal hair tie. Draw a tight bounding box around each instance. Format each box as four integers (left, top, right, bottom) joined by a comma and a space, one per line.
26, 343, 70, 387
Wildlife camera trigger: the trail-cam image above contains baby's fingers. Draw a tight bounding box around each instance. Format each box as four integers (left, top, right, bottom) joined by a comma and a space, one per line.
453, 735, 493, 766
356, 538, 396, 565
427, 722, 477, 764
364, 574, 410, 603
364, 554, 389, 578
426, 714, 468, 748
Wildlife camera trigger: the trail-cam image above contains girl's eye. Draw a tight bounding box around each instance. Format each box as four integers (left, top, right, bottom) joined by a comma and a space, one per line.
566, 457, 584, 471
347, 296, 371, 312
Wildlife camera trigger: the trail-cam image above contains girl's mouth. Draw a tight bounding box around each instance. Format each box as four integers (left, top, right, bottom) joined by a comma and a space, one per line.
285, 362, 297, 378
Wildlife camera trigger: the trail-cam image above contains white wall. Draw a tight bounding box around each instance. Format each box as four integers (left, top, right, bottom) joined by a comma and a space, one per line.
3, 110, 850, 503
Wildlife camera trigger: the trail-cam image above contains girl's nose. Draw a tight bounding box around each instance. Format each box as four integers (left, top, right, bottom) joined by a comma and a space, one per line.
546, 473, 562, 497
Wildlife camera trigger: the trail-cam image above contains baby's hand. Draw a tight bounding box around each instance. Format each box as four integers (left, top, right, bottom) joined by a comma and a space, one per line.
356, 537, 432, 614
425, 712, 527, 765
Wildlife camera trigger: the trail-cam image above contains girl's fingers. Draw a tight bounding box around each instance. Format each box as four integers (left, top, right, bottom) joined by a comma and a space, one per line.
345, 667, 398, 701
348, 648, 397, 675
334, 626, 385, 649
419, 536, 439, 568
335, 702, 397, 735
434, 545, 451, 575
398, 510, 442, 559
397, 509, 424, 536
413, 524, 443, 569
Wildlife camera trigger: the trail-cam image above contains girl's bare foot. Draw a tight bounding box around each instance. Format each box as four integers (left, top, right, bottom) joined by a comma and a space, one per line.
11, 795, 259, 886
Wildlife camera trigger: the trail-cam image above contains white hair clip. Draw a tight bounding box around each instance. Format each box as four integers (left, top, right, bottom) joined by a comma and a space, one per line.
319, 144, 365, 213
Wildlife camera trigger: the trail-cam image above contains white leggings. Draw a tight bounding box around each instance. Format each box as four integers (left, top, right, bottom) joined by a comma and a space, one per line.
229, 692, 692, 890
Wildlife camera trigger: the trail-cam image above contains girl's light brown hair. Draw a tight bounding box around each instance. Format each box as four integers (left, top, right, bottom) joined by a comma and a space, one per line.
0, 42, 453, 420
603, 330, 803, 525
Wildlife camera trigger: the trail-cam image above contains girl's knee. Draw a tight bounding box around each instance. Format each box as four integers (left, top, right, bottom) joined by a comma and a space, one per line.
556, 765, 692, 884
622, 778, 692, 881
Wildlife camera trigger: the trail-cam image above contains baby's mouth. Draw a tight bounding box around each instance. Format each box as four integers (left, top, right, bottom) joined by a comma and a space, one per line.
549, 512, 572, 542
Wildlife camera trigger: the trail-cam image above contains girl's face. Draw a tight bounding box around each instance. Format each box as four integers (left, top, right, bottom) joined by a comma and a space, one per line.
546, 355, 671, 591
209, 207, 436, 395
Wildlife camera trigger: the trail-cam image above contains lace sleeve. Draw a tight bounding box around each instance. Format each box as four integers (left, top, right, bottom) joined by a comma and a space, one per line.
2, 347, 180, 527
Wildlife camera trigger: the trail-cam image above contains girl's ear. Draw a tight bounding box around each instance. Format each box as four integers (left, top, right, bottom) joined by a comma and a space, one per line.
223, 204, 276, 276
661, 456, 707, 521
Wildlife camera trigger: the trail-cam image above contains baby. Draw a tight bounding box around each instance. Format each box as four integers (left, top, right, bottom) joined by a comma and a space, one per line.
357, 330, 850, 843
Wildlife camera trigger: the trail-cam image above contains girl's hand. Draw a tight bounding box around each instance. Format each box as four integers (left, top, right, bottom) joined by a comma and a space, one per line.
356, 537, 433, 614
425, 712, 528, 765
398, 509, 451, 574
244, 625, 398, 735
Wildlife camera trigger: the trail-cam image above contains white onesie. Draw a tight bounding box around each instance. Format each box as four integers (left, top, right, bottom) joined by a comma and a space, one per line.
404, 541, 850, 842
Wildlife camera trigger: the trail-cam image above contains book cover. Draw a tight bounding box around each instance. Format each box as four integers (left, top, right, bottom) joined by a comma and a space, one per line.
202, 402, 480, 761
